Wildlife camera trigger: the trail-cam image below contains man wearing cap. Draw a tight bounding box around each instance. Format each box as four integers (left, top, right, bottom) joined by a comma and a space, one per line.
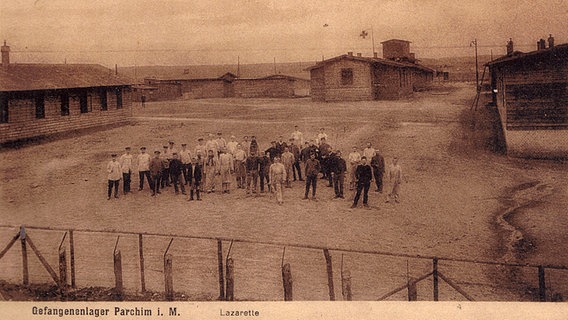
265, 141, 280, 161
107, 153, 121, 200
303, 152, 321, 200
371, 150, 385, 193
289, 139, 303, 181
204, 149, 219, 193
119, 147, 133, 194
160, 145, 171, 188
269, 155, 286, 205
351, 156, 373, 208
188, 156, 202, 201
169, 152, 186, 195
137, 147, 152, 192
318, 137, 332, 182
233, 144, 247, 189
362, 142, 375, 161
280, 146, 295, 188
206, 134, 219, 157
149, 150, 164, 196
259, 151, 271, 193
194, 138, 207, 190
216, 132, 227, 155
245, 151, 260, 194
330, 150, 347, 199
180, 143, 192, 185
218, 148, 234, 194
249, 136, 259, 156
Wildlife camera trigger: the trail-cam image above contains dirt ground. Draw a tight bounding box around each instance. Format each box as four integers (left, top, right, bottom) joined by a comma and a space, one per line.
0, 82, 567, 301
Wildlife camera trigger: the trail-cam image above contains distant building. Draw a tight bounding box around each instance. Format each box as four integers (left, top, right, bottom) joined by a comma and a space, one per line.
143, 73, 310, 101
307, 39, 434, 101
0, 42, 132, 144
487, 38, 568, 158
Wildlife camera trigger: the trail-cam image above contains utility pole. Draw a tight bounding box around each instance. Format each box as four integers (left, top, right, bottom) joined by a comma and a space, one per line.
471, 39, 479, 89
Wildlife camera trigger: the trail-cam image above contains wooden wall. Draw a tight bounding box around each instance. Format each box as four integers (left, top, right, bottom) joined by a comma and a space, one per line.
0, 87, 131, 144
233, 78, 294, 98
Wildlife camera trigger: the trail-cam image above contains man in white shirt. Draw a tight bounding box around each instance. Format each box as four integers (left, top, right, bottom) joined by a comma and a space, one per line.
215, 132, 227, 155
180, 143, 192, 185
291, 125, 304, 146
227, 135, 239, 155
233, 144, 247, 188
137, 147, 151, 192
119, 147, 133, 195
206, 133, 219, 157
316, 127, 328, 146
348, 146, 362, 190
362, 142, 375, 160
107, 153, 121, 200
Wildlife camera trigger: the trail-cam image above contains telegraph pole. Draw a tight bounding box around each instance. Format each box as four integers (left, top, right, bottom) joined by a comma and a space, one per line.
471, 39, 479, 89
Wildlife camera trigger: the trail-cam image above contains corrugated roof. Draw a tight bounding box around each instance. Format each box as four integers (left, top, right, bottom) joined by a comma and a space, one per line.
486, 43, 568, 66
305, 54, 434, 73
0, 63, 133, 92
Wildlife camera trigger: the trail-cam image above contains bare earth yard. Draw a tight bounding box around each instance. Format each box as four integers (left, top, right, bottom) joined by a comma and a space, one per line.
0, 83, 566, 301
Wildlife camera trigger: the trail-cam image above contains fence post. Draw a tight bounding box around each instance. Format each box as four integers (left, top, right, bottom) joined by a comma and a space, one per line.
282, 263, 293, 301
407, 277, 418, 301
433, 258, 439, 301
538, 266, 546, 302
58, 233, 67, 291
69, 230, 76, 289
225, 258, 235, 301
164, 254, 174, 301
20, 226, 29, 285
323, 249, 335, 301
217, 240, 225, 300
113, 250, 123, 298
139, 234, 146, 293
341, 270, 352, 301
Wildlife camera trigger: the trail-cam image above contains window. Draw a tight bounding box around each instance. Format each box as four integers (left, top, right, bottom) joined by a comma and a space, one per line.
0, 93, 8, 123
60, 92, 70, 116
100, 89, 108, 111
35, 93, 45, 119
79, 92, 89, 113
115, 88, 123, 109
341, 68, 353, 86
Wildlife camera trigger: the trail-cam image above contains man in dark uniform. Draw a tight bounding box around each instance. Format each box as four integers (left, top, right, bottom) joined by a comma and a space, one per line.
330, 150, 347, 199
318, 137, 332, 182
289, 138, 302, 181
188, 156, 202, 201
259, 151, 272, 193
303, 153, 321, 200
149, 150, 164, 196
245, 151, 260, 194
265, 141, 280, 161
371, 150, 385, 193
275, 135, 287, 154
351, 156, 373, 208
169, 152, 186, 195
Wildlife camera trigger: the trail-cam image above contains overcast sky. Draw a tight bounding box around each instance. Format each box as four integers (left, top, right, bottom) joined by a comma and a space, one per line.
1, 0, 567, 66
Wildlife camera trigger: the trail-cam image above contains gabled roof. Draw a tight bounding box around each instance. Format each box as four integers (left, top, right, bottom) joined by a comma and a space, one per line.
256, 74, 310, 81
0, 64, 132, 92
380, 39, 412, 44
486, 43, 568, 66
305, 54, 434, 73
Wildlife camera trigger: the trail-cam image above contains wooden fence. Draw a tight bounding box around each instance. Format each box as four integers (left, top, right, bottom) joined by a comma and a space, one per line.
0, 224, 566, 301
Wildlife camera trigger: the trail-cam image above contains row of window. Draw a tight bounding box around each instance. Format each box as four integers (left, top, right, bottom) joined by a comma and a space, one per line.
0, 89, 123, 123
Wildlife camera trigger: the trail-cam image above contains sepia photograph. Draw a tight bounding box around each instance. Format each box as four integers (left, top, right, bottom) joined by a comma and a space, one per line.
0, 0, 567, 319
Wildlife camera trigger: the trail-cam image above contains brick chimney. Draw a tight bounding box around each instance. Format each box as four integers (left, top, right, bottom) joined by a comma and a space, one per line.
1, 41, 9, 69
373, 52, 378, 58
548, 34, 555, 48
356, 53, 362, 57
347, 51, 353, 56
537, 39, 546, 51
506, 38, 514, 55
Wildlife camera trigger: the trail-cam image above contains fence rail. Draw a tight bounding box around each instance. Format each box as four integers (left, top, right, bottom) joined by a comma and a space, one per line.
0, 224, 566, 301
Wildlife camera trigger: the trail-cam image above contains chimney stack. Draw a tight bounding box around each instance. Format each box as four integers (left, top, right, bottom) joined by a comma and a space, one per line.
347, 51, 353, 56
548, 34, 555, 48
537, 39, 546, 51
506, 38, 514, 55
356, 53, 362, 57
1, 40, 10, 69
373, 52, 378, 58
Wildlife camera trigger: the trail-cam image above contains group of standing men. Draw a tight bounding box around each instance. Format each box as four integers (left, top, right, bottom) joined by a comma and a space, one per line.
106, 126, 403, 207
